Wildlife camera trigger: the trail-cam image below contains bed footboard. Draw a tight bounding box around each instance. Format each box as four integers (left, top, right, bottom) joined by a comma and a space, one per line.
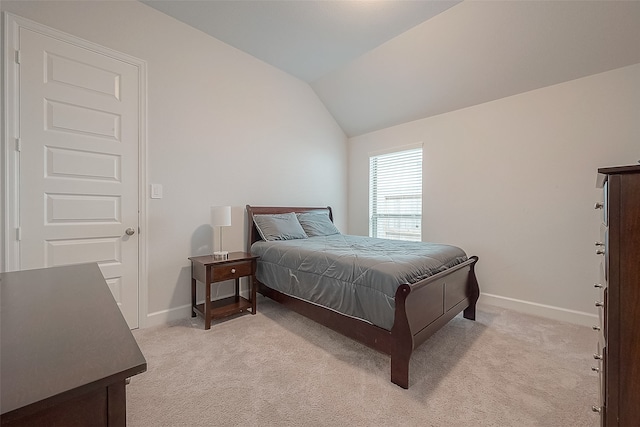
390, 256, 480, 389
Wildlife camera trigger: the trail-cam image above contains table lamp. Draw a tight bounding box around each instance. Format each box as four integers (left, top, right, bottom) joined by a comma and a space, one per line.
211, 206, 231, 259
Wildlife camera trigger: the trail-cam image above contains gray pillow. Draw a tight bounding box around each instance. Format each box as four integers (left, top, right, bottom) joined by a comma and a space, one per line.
253, 213, 308, 241
296, 211, 340, 237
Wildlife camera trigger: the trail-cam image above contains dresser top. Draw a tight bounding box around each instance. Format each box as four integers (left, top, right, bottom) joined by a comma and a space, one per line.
0, 263, 147, 415
598, 164, 640, 175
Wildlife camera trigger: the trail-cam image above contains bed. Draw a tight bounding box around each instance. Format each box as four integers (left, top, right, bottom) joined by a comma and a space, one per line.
246, 205, 480, 389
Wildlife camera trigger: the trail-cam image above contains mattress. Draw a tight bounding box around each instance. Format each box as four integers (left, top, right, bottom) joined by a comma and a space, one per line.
251, 234, 467, 330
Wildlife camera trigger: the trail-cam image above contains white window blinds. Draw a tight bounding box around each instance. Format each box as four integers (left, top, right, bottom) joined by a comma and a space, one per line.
369, 147, 422, 241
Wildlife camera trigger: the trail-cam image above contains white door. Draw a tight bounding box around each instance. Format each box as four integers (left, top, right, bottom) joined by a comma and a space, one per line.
16, 26, 140, 328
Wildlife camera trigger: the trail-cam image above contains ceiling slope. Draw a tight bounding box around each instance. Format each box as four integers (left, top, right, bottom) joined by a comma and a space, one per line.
312, 0, 640, 136
141, 0, 460, 82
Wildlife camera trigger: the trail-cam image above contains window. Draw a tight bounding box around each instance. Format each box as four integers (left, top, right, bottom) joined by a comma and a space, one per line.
369, 146, 422, 241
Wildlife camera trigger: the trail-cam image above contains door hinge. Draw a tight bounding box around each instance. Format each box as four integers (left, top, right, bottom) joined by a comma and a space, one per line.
16, 227, 21, 241
16, 138, 21, 152
15, 50, 21, 64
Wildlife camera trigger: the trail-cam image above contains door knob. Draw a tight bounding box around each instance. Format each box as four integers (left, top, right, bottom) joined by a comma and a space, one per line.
125, 227, 136, 236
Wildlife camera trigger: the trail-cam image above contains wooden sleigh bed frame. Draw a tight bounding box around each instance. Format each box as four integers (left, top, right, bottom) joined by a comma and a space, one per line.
246, 205, 480, 389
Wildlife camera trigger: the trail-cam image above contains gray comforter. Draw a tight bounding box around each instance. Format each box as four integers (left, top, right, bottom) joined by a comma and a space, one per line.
251, 234, 467, 330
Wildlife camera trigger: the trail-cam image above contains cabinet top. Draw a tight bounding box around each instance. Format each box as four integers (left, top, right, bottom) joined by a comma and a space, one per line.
597, 164, 640, 187
0, 263, 147, 416
598, 164, 640, 175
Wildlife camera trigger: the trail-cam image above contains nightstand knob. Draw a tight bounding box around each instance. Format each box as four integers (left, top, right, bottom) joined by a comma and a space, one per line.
595, 241, 605, 247
595, 301, 604, 308
594, 283, 604, 289
594, 202, 604, 210
231, 268, 236, 274
591, 366, 600, 373
596, 249, 605, 255
592, 405, 602, 413
592, 325, 601, 331
593, 353, 603, 360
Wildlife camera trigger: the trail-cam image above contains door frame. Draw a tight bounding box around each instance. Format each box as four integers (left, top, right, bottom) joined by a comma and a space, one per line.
2, 12, 149, 328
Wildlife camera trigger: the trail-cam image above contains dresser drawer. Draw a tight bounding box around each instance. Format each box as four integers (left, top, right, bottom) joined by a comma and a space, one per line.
212, 261, 254, 282
595, 179, 608, 225
602, 180, 608, 226
596, 340, 606, 408
597, 261, 605, 292
596, 297, 603, 331
599, 223, 607, 246
596, 288, 605, 342
598, 223, 608, 280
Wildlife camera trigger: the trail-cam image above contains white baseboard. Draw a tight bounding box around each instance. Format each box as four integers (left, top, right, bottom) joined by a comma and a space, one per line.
145, 292, 598, 329
478, 293, 597, 327
144, 292, 246, 328
145, 303, 193, 328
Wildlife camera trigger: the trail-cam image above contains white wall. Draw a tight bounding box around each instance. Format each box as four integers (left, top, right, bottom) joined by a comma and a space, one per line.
348, 64, 640, 325
1, 1, 347, 325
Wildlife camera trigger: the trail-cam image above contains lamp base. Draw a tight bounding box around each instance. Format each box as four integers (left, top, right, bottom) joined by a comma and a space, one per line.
213, 251, 229, 260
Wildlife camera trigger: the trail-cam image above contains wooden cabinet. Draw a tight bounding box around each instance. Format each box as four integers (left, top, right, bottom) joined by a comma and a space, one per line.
593, 165, 640, 426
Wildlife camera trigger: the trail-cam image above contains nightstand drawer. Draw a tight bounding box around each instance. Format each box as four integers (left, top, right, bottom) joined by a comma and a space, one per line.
212, 261, 253, 282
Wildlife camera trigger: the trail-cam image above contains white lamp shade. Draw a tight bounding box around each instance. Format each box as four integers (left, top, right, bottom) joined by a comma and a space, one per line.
211, 206, 231, 227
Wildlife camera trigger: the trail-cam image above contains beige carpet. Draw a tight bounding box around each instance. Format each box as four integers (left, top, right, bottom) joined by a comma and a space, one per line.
128, 295, 599, 426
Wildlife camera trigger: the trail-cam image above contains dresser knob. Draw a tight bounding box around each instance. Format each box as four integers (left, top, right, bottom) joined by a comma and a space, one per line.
231, 268, 236, 274
592, 325, 601, 331
596, 249, 605, 255
591, 405, 602, 413
594, 202, 604, 209
594, 283, 604, 289
595, 301, 604, 307
593, 353, 603, 360
595, 241, 605, 247
591, 366, 600, 373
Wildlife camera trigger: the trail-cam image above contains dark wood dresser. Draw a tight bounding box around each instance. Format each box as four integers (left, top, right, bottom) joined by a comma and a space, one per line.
592, 165, 640, 426
0, 263, 147, 426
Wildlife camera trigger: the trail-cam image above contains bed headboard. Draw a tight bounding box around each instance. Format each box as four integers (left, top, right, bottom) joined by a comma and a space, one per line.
245, 205, 333, 250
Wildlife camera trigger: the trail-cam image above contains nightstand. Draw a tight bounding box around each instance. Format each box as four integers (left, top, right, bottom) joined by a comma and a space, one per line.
188, 252, 258, 330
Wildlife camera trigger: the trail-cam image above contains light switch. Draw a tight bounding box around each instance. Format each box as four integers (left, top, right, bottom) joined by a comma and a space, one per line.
150, 184, 163, 199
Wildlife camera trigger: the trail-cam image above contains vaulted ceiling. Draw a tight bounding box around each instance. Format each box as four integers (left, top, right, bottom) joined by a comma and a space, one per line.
142, 0, 640, 137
